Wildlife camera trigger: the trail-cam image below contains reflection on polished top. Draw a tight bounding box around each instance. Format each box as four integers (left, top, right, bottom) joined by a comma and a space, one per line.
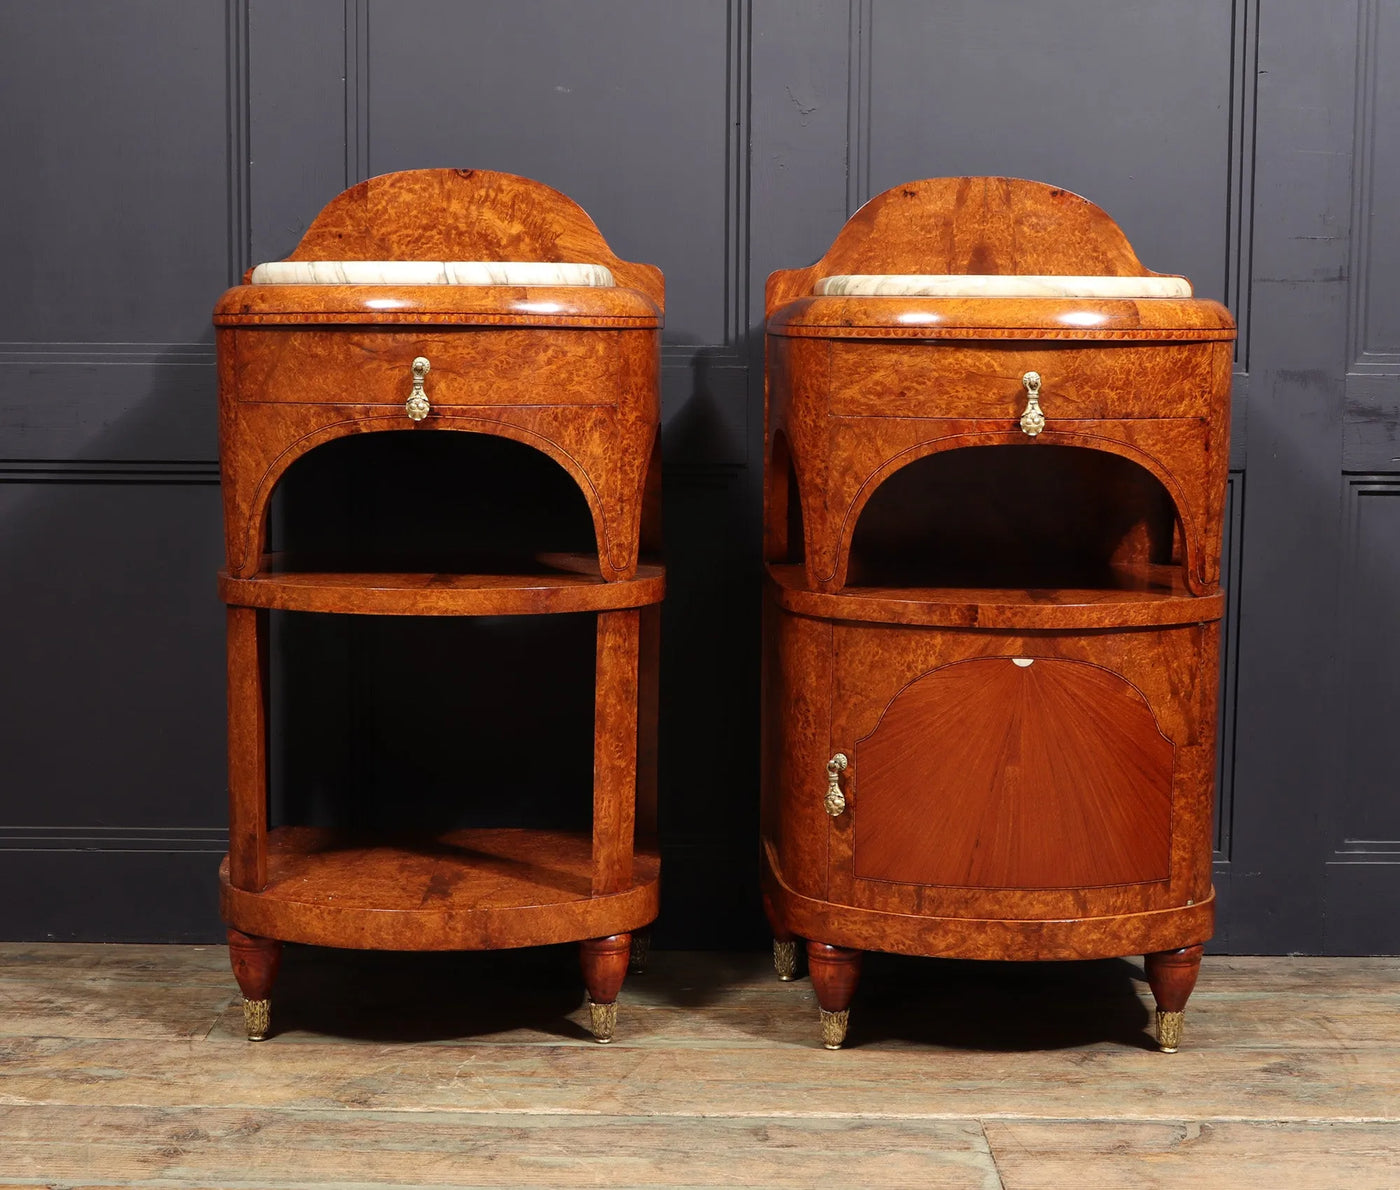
814, 273, 1192, 299
248, 260, 616, 287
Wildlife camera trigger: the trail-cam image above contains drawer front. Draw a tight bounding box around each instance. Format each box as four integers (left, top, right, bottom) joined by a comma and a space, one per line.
231, 328, 626, 406
828, 340, 1214, 421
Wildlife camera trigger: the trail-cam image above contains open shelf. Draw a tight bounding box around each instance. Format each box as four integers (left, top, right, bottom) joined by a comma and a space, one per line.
768, 561, 1223, 629
836, 443, 1185, 591
220, 826, 661, 950
220, 552, 665, 616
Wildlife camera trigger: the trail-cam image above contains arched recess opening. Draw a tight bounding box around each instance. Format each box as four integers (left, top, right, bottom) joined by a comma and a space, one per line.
765, 429, 806, 565
846, 444, 1184, 590
268, 430, 598, 572
266, 431, 597, 837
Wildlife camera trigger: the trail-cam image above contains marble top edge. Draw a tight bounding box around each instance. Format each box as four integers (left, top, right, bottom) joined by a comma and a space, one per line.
249, 261, 616, 287
813, 274, 1193, 299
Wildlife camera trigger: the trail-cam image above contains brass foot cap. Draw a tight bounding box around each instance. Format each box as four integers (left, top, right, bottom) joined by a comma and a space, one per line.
1156, 1008, 1184, 1053
820, 1007, 849, 1050
588, 998, 617, 1044
242, 997, 270, 1042
628, 932, 651, 976
773, 939, 798, 982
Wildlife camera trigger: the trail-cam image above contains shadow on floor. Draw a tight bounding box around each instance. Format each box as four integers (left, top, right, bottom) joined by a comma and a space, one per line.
261, 944, 1156, 1050
268, 943, 593, 1043
845, 951, 1156, 1051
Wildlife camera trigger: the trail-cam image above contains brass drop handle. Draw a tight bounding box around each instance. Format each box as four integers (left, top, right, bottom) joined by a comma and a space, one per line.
824, 753, 849, 818
1020, 370, 1046, 438
406, 356, 431, 421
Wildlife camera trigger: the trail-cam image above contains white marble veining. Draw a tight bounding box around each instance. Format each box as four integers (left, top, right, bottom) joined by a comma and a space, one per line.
249, 261, 616, 287
814, 274, 1193, 299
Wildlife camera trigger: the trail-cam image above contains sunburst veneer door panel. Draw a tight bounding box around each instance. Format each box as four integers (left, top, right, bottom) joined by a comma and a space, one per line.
851, 657, 1173, 890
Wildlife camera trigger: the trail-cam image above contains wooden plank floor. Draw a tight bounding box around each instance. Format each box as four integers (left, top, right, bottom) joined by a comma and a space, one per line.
1, 944, 1398, 1188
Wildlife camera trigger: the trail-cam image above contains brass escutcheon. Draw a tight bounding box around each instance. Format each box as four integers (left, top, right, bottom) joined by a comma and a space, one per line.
406, 356, 431, 421
1020, 370, 1046, 437
824, 752, 849, 818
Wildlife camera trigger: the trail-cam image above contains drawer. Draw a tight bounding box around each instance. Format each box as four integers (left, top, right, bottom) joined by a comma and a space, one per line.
231, 327, 630, 406
827, 340, 1216, 421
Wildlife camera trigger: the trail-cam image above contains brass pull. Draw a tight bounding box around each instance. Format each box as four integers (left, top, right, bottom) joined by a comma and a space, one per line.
406, 356, 431, 421
1020, 370, 1045, 438
824, 753, 849, 818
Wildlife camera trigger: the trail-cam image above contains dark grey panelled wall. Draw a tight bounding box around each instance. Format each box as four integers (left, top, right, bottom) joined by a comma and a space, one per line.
0, 1, 1395, 952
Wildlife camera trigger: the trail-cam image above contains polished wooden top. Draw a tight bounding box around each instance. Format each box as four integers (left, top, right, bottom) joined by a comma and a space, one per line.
217, 168, 664, 329
765, 177, 1235, 341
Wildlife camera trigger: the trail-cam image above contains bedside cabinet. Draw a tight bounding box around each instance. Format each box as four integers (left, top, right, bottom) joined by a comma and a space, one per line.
760, 177, 1234, 1051
214, 169, 663, 1044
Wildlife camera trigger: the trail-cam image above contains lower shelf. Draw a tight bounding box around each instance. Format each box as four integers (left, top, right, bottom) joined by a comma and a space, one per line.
221, 826, 660, 951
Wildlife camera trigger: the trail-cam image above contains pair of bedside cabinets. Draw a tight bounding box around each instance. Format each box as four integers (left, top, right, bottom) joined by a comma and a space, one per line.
215, 170, 1233, 1053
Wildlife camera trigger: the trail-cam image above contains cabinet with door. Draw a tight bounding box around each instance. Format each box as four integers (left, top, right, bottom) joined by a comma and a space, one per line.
760, 177, 1234, 1050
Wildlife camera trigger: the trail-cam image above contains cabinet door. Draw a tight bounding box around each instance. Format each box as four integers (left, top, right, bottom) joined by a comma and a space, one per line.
828, 645, 1185, 919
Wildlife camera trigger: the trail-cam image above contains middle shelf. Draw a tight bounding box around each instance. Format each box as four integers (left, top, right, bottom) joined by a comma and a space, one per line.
221, 552, 665, 616
767, 561, 1224, 629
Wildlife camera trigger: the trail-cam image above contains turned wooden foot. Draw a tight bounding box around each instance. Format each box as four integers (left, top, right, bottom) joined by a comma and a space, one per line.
628, 928, 652, 975
580, 933, 631, 1043
227, 928, 282, 1041
1145, 944, 1204, 1053
807, 941, 862, 1049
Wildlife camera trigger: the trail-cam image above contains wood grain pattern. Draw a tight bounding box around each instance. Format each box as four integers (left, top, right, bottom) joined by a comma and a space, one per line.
768, 562, 1226, 630
826, 620, 1219, 924
765, 854, 1214, 963
0, 1106, 1002, 1188
592, 610, 640, 896
219, 554, 665, 617
769, 377, 1228, 594
224, 605, 268, 892
227, 327, 644, 407
1145, 944, 1205, 1014
225, 928, 280, 1003
762, 177, 1235, 598
761, 177, 1230, 1043
827, 340, 1219, 420
853, 658, 1173, 890
765, 177, 1171, 314
219, 828, 660, 951
766, 295, 1235, 339
807, 941, 863, 1013
215, 283, 661, 326
218, 361, 660, 583
3, 945, 1400, 1188
214, 170, 664, 1031
276, 168, 664, 308
984, 1121, 1400, 1190
579, 934, 632, 1006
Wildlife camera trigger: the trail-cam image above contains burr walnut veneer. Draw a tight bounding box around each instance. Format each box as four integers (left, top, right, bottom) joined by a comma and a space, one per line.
761, 178, 1234, 1051
214, 170, 663, 1043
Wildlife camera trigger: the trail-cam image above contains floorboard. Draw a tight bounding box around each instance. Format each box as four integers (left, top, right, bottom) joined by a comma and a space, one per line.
0, 945, 1396, 1188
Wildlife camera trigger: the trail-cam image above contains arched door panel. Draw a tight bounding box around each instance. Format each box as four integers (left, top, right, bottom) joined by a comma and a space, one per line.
852, 657, 1173, 890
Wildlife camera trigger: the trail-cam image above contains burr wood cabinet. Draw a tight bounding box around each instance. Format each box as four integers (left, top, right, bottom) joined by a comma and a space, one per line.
760, 177, 1234, 1051
214, 169, 663, 1043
